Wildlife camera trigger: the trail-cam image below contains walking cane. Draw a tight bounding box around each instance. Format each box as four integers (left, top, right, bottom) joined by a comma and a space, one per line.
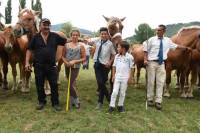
145, 66, 148, 110
145, 24, 149, 110
66, 67, 71, 112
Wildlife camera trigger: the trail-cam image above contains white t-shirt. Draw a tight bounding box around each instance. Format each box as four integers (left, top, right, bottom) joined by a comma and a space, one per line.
113, 53, 134, 80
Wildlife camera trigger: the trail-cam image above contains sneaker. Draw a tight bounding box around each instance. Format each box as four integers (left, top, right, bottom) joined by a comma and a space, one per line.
147, 100, 154, 107
75, 103, 80, 109
96, 91, 99, 96
52, 105, 62, 111
117, 106, 125, 113
108, 107, 115, 113
95, 103, 102, 110
155, 102, 162, 110
36, 103, 45, 110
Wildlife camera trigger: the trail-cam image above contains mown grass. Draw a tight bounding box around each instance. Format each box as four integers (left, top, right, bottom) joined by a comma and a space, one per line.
0, 62, 200, 133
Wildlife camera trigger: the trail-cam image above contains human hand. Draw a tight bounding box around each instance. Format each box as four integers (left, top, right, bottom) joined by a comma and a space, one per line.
144, 60, 148, 66
67, 60, 77, 67
112, 77, 115, 82
105, 62, 111, 68
25, 63, 32, 72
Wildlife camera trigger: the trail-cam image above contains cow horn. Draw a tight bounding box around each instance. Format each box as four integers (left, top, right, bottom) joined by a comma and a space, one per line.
102, 15, 109, 22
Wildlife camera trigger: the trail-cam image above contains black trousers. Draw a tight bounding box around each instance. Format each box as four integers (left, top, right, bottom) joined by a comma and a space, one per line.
94, 62, 110, 104
34, 63, 59, 106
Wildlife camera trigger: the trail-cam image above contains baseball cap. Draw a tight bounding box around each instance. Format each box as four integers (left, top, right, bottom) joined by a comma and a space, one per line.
40, 18, 51, 25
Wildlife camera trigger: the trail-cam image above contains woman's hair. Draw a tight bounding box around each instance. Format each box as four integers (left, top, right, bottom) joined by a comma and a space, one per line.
120, 40, 130, 52
70, 29, 80, 37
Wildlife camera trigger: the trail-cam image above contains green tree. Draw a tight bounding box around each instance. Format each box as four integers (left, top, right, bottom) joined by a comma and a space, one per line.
92, 30, 99, 37
133, 23, 154, 44
19, 0, 26, 8
5, 0, 12, 24
60, 22, 73, 38
31, 0, 42, 18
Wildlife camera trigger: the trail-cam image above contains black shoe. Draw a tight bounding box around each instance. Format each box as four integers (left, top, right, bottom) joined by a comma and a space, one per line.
155, 102, 162, 110
117, 106, 125, 113
147, 100, 154, 107
108, 107, 115, 113
36, 103, 45, 110
52, 105, 62, 111
95, 103, 102, 110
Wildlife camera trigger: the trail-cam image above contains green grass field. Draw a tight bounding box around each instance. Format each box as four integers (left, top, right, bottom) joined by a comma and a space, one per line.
0, 62, 200, 133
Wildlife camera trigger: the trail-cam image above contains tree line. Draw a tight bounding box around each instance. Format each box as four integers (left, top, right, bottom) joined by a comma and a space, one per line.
2, 0, 200, 42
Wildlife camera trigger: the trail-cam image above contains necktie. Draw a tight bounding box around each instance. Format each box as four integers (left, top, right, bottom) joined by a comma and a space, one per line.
158, 38, 163, 65
97, 40, 105, 62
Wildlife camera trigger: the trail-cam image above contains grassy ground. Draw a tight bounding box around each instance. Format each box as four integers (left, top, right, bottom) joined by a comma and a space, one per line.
0, 62, 200, 133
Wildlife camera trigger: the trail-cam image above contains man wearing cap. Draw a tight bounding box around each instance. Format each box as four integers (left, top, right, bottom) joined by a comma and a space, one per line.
25, 18, 67, 111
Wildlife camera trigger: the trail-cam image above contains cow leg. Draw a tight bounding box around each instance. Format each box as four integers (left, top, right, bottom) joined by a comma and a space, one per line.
20, 64, 27, 92
17, 63, 23, 88
0, 58, 3, 89
24, 70, 31, 92
187, 68, 197, 98
197, 71, 200, 89
10, 62, 17, 91
180, 71, 187, 98
175, 70, 180, 89
2, 58, 8, 90
164, 68, 171, 97
136, 66, 141, 84
184, 69, 190, 89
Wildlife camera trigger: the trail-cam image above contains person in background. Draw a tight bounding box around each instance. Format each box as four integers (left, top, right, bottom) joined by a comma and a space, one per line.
82, 37, 92, 70
108, 40, 134, 113
62, 29, 86, 109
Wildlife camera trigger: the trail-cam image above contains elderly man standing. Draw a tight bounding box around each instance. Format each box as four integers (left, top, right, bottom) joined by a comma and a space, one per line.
143, 24, 189, 110
25, 18, 66, 111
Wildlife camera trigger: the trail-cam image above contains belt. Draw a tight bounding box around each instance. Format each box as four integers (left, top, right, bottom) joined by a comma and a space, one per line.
152, 60, 159, 62
150, 60, 166, 63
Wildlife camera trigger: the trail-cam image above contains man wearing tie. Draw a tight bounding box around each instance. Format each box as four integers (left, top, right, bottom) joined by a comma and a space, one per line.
143, 24, 189, 110
93, 27, 116, 110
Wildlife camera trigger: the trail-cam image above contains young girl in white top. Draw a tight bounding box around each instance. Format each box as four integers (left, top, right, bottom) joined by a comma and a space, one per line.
109, 40, 134, 113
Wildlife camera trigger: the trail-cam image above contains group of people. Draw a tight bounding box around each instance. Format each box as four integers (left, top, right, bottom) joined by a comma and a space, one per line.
25, 18, 190, 112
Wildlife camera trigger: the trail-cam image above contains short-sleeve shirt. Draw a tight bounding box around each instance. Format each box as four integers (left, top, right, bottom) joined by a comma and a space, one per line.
93, 39, 116, 65
113, 53, 134, 80
28, 32, 66, 65
84, 44, 91, 56
143, 36, 177, 61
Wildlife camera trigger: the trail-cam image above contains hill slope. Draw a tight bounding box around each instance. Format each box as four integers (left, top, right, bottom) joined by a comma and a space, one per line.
51, 23, 93, 36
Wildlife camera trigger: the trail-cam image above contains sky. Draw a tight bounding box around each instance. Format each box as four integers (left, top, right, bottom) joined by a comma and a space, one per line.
0, 0, 199, 38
